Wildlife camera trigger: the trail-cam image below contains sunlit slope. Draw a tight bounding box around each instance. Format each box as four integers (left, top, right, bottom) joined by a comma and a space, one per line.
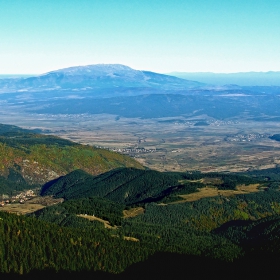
0, 123, 143, 189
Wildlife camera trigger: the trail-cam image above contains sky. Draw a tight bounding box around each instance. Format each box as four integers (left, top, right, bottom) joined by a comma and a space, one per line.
0, 0, 280, 74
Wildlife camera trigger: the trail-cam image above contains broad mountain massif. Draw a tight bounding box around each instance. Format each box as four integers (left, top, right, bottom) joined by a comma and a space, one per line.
1, 124, 280, 278
0, 64, 280, 120
0, 64, 204, 94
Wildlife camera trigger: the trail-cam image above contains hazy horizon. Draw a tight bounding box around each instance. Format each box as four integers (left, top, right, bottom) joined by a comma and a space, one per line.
0, 63, 280, 77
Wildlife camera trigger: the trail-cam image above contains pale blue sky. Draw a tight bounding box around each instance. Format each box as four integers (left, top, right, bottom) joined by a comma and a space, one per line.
0, 0, 279, 74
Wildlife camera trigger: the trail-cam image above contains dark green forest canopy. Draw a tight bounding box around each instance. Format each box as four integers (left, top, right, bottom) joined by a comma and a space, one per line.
2, 123, 280, 277
3, 209, 278, 279
0, 123, 74, 147
0, 211, 153, 275
0, 123, 37, 135
40, 168, 191, 204
246, 167, 280, 181
40, 167, 259, 204
26, 186, 280, 276
2, 168, 280, 277
32, 196, 125, 226
269, 134, 280, 142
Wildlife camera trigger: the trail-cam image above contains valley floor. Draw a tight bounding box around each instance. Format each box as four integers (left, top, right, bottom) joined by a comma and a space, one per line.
1, 110, 280, 173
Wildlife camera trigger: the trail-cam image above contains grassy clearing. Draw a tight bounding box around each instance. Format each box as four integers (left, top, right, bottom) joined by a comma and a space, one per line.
78, 214, 139, 241
236, 183, 261, 192
123, 207, 145, 218
27, 196, 64, 206
123, 236, 139, 242
0, 196, 63, 215
0, 203, 45, 215
77, 214, 118, 229
169, 184, 261, 203
201, 177, 223, 185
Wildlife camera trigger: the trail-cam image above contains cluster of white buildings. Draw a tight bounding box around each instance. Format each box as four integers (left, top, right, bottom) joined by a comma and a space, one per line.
110, 147, 156, 154
0, 190, 36, 206
225, 133, 271, 142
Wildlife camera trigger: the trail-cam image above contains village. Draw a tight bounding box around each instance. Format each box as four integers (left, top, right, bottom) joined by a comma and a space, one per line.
224, 133, 271, 142
0, 189, 36, 207
109, 147, 156, 155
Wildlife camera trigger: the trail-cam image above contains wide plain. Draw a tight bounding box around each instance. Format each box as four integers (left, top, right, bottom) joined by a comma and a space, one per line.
1, 106, 280, 173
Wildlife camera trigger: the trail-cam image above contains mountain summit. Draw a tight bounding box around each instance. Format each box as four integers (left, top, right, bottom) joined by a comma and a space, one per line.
47, 64, 142, 77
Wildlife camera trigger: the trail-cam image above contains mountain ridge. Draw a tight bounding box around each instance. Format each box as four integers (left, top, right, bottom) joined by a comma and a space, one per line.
0, 123, 143, 192
0, 64, 205, 93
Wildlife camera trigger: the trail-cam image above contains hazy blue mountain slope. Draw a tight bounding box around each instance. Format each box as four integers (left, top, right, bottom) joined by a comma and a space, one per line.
1, 65, 280, 122
30, 93, 280, 119
0, 64, 204, 93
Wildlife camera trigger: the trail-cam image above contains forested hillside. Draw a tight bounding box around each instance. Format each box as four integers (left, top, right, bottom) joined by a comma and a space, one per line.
0, 211, 152, 276
40, 168, 199, 204
0, 123, 143, 194
3, 210, 278, 279
2, 168, 280, 278
40, 168, 258, 204
2, 123, 280, 278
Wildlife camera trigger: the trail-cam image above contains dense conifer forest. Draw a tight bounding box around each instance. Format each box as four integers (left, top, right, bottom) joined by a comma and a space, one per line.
1, 123, 280, 278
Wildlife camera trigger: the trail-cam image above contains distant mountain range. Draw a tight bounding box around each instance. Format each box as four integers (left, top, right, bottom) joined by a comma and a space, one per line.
169, 71, 280, 86
1, 66, 279, 94
1, 64, 280, 120
0, 64, 204, 94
